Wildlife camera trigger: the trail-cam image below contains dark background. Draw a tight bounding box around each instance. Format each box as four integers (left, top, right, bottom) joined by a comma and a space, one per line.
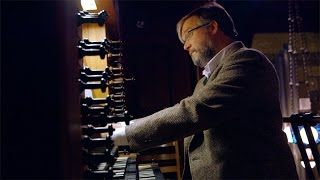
117, 0, 319, 117
1, 0, 319, 179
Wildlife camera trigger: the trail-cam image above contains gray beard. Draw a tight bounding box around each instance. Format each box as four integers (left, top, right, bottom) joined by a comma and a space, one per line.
194, 47, 215, 67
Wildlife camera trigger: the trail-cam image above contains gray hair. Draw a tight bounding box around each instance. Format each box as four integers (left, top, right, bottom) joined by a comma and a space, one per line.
176, 2, 238, 43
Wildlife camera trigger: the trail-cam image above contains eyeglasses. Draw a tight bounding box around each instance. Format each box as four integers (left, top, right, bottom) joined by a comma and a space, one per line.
182, 22, 211, 44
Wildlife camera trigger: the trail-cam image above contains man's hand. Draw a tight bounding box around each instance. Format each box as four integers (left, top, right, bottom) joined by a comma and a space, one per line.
100, 121, 135, 146
111, 122, 129, 145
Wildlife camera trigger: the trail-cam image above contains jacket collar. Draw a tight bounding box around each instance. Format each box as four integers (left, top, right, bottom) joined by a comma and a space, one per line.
205, 41, 245, 81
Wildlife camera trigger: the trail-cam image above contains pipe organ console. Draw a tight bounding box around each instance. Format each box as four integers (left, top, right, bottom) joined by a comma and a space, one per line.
77, 7, 165, 180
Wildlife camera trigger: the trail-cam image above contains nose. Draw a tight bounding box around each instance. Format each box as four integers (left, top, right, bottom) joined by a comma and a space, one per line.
183, 41, 191, 50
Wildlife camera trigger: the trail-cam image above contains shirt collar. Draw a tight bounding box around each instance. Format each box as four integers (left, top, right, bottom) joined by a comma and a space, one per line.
202, 41, 238, 78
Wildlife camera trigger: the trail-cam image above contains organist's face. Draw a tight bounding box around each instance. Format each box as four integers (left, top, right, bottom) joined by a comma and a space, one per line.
181, 16, 215, 68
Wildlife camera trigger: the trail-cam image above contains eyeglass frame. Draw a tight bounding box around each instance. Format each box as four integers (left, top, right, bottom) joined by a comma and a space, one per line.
182, 22, 211, 44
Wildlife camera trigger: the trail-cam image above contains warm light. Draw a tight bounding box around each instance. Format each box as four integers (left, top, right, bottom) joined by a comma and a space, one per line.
299, 98, 311, 112
300, 161, 316, 168
81, 0, 97, 10
283, 126, 293, 143
306, 148, 314, 160
299, 127, 319, 144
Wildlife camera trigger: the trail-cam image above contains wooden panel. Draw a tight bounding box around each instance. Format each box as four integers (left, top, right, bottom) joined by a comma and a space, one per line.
81, 23, 107, 41
160, 166, 179, 173
81, 23, 109, 98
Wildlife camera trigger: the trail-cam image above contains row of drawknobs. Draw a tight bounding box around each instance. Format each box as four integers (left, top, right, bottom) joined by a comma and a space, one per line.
78, 10, 134, 179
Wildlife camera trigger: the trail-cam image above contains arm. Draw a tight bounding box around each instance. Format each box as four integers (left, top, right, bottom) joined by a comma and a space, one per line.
126, 50, 278, 151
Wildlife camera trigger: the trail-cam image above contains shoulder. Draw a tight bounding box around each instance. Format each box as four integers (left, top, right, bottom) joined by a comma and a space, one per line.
234, 47, 268, 60
226, 47, 272, 68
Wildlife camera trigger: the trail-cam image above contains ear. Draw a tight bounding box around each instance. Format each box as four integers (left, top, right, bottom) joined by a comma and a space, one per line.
210, 20, 218, 35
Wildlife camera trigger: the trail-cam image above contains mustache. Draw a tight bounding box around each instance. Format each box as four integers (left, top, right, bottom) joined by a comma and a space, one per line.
189, 50, 195, 56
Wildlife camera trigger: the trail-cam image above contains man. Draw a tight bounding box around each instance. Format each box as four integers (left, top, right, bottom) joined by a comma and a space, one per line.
112, 2, 298, 179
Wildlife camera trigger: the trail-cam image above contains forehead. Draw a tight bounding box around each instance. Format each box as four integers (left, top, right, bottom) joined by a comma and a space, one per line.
181, 16, 201, 33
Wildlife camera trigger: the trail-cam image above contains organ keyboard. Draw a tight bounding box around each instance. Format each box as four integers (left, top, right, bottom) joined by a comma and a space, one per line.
138, 163, 165, 180
84, 155, 165, 180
